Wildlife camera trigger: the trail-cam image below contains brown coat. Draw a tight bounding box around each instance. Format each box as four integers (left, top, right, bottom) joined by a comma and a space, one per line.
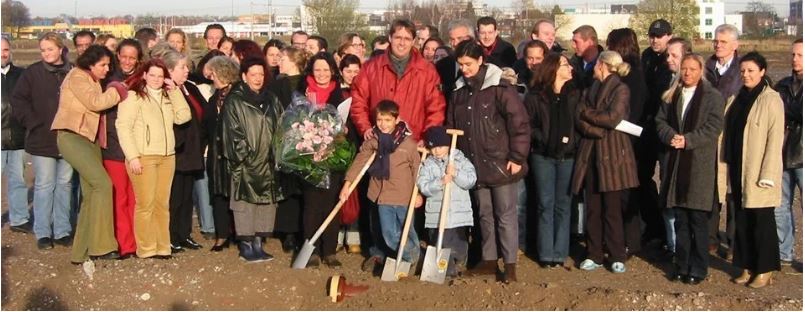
717, 85, 784, 208
345, 135, 421, 206
51, 69, 123, 142
571, 74, 639, 194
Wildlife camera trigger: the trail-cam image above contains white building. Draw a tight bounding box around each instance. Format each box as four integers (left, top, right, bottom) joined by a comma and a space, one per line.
697, 0, 743, 39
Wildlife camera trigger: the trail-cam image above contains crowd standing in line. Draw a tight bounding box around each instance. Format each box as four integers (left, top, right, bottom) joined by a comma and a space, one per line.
1, 16, 801, 289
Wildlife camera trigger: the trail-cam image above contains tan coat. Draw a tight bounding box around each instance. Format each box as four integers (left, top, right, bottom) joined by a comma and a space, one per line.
116, 88, 191, 161
717, 85, 785, 208
50, 69, 121, 141
345, 136, 421, 206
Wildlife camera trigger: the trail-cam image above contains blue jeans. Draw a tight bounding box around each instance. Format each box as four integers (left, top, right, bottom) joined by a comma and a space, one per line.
2, 150, 30, 226
193, 170, 215, 234
663, 208, 676, 252
775, 168, 802, 261
31, 155, 74, 239
531, 154, 574, 262
378, 205, 419, 262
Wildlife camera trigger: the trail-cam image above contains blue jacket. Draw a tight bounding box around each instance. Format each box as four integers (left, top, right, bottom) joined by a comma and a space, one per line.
417, 149, 476, 229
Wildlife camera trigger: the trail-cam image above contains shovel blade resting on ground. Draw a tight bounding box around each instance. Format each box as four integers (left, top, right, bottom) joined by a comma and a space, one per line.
380, 257, 411, 281
292, 239, 316, 269
420, 246, 451, 284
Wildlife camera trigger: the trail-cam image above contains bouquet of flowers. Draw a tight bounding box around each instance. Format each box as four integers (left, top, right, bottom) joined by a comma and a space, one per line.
274, 95, 356, 189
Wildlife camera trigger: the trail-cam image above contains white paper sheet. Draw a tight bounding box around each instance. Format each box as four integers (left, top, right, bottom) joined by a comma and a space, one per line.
615, 120, 643, 137
337, 97, 352, 123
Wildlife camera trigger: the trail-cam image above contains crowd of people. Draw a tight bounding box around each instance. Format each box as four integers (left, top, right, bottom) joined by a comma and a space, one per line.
0, 16, 801, 289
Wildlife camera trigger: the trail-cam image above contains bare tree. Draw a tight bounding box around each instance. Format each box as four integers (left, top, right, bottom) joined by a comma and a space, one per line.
2, 0, 31, 38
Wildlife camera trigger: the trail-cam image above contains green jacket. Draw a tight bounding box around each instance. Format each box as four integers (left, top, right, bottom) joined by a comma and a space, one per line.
222, 82, 284, 204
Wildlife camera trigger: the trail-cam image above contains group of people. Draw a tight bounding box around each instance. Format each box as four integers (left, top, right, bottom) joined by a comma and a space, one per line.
0, 15, 801, 288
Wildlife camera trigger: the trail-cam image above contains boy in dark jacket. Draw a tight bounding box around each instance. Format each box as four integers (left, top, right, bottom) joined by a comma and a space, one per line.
340, 100, 422, 276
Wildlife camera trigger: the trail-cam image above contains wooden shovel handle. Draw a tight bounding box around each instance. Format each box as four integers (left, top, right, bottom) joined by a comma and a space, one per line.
394, 147, 430, 264
436, 129, 463, 250
308, 152, 376, 244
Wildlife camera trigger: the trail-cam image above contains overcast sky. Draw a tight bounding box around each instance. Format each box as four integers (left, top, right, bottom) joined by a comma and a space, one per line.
22, 0, 793, 18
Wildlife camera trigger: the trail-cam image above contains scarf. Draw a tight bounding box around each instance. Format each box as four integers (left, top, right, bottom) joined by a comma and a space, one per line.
305, 75, 336, 108
482, 38, 498, 57
368, 122, 409, 180
389, 52, 410, 79
42, 59, 71, 82
181, 84, 204, 120
667, 80, 705, 201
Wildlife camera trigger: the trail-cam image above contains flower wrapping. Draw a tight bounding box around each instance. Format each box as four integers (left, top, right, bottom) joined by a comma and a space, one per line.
274, 95, 355, 189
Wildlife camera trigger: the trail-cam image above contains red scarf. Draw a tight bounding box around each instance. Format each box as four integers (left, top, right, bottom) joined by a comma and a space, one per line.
181, 85, 204, 120
305, 75, 336, 108
482, 38, 498, 57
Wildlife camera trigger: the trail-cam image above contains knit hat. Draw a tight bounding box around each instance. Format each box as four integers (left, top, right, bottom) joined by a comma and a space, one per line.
425, 126, 451, 148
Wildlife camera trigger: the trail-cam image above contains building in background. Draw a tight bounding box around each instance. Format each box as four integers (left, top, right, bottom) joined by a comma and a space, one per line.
698, 0, 743, 39
788, 0, 802, 35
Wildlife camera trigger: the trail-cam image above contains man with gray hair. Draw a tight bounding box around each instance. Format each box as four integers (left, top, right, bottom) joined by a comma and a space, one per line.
436, 19, 476, 101
704, 23, 742, 258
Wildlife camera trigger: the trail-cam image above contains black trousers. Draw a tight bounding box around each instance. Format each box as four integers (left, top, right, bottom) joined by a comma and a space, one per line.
634, 130, 665, 242
709, 201, 735, 248
674, 207, 710, 278
274, 195, 302, 234
302, 182, 341, 258
169, 171, 197, 244
622, 190, 642, 254
584, 169, 626, 263
733, 198, 780, 274
211, 195, 232, 239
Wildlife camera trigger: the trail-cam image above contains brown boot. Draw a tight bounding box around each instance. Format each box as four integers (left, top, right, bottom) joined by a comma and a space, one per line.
465, 260, 498, 276
503, 263, 517, 283
732, 269, 752, 284
748, 272, 773, 288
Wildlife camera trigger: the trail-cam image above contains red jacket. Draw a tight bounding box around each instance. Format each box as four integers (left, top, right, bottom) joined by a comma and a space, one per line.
350, 49, 446, 140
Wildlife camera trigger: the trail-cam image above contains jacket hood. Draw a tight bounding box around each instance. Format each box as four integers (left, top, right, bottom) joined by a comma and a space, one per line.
454, 63, 504, 91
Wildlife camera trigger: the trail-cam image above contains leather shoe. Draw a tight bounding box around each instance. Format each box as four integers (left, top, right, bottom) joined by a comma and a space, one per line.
684, 275, 704, 285
37, 237, 54, 250
323, 255, 342, 268
180, 238, 203, 250
210, 239, 230, 252
282, 235, 298, 253
670, 273, 686, 282
748, 272, 773, 288
170, 244, 185, 253
732, 269, 752, 284
10, 221, 34, 234
90, 251, 120, 260
54, 236, 73, 247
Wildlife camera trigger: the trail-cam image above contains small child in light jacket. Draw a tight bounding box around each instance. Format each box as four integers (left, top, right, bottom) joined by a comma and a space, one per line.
417, 126, 477, 277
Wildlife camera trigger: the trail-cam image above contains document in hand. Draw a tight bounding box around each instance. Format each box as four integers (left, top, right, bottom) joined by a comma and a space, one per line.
615, 120, 643, 137
337, 98, 353, 124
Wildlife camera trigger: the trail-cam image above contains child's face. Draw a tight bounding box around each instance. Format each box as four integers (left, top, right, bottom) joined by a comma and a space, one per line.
430, 146, 449, 158
375, 113, 399, 134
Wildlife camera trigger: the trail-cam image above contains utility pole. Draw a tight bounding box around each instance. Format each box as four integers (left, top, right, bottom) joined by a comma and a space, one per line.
268, 0, 272, 39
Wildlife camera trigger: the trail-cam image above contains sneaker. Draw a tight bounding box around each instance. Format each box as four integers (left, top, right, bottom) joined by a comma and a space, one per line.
54, 236, 73, 247
9, 221, 33, 234
361, 255, 381, 272
611, 262, 626, 273
579, 259, 602, 271
37, 237, 54, 250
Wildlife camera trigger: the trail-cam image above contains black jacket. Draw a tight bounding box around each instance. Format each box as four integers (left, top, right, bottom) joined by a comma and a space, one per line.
569, 45, 604, 90
11, 61, 72, 157
174, 82, 208, 172
205, 87, 231, 197
524, 82, 581, 158
704, 51, 743, 101
511, 58, 533, 86
269, 74, 303, 107
101, 68, 133, 161
776, 74, 803, 169
222, 82, 285, 204
436, 56, 459, 107
2, 63, 25, 150
641, 47, 673, 123
483, 37, 517, 69
621, 56, 647, 124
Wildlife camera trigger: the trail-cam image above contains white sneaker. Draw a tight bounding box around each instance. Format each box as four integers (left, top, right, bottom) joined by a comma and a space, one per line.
580, 259, 602, 271
611, 262, 626, 273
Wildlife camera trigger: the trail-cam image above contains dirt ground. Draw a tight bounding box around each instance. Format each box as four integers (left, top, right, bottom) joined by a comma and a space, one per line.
1, 46, 803, 311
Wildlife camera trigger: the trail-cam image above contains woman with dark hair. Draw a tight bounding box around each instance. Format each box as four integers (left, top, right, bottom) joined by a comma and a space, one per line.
422, 37, 444, 63
605, 28, 650, 256
218, 36, 236, 57
50, 45, 129, 263
524, 52, 580, 268
269, 46, 311, 253
572, 51, 638, 274
11, 33, 76, 251
221, 57, 284, 263
446, 40, 531, 283
117, 59, 192, 259
264, 39, 285, 80
296, 51, 348, 268
433, 46, 452, 64
337, 53, 363, 254
114, 39, 143, 80
203, 56, 241, 251
721, 52, 784, 288
162, 51, 208, 253
232, 40, 265, 65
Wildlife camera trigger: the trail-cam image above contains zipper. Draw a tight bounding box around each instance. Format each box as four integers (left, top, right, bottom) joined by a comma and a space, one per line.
156, 93, 168, 155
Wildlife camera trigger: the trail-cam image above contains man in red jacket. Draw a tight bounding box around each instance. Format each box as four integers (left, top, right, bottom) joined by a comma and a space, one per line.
350, 19, 446, 143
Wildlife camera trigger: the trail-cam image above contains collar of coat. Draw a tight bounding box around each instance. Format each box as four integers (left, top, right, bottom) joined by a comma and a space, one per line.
453, 63, 504, 91
377, 48, 429, 77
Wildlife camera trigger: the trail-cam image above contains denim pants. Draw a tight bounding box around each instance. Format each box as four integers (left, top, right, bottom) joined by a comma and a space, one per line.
775, 168, 803, 261
31, 154, 74, 239
193, 169, 215, 234
663, 208, 676, 252
531, 154, 573, 263
2, 149, 30, 226
378, 204, 419, 262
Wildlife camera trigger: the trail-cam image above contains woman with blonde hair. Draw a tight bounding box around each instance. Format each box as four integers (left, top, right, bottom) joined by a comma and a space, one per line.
166, 29, 194, 70
96, 34, 118, 52
572, 50, 638, 274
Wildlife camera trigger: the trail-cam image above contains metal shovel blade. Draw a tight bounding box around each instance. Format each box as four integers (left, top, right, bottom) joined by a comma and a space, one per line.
420, 246, 452, 284
380, 257, 410, 281
292, 239, 315, 269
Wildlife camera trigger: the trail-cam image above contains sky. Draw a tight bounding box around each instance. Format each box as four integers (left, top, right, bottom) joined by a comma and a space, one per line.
21, 0, 793, 18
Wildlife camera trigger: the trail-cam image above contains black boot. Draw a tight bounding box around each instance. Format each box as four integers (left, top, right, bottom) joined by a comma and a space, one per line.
238, 238, 266, 263
282, 234, 298, 253
252, 236, 274, 261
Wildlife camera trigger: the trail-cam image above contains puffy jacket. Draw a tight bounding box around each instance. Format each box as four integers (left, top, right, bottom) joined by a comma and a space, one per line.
2, 63, 25, 150
417, 150, 476, 229
222, 82, 284, 204
116, 88, 192, 161
350, 49, 446, 141
775, 74, 802, 169
446, 64, 531, 188
51, 68, 125, 142
11, 61, 72, 157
